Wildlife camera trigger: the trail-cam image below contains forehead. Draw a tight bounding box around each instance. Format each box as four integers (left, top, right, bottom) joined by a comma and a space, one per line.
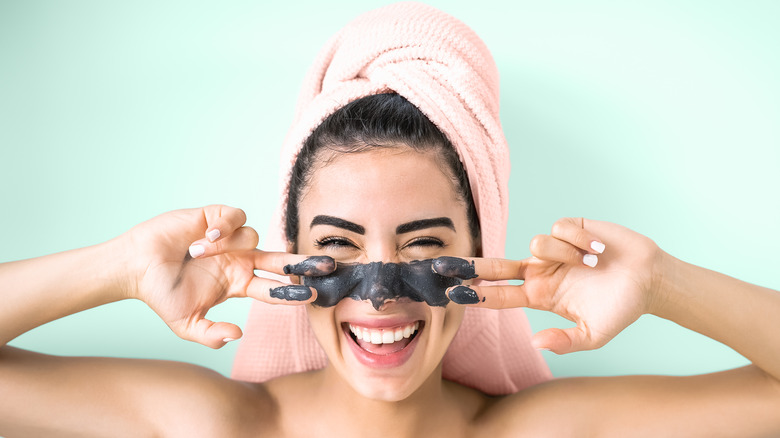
300, 148, 464, 225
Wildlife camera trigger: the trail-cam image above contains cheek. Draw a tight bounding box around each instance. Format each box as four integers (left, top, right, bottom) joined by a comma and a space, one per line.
305, 306, 340, 352
445, 305, 466, 329
430, 304, 466, 350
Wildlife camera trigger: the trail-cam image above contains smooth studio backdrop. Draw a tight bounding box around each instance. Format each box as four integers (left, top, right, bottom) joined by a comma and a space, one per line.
1, 1, 778, 379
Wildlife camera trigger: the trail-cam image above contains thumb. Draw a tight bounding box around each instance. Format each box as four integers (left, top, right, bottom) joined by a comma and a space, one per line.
531, 326, 600, 355
171, 318, 243, 349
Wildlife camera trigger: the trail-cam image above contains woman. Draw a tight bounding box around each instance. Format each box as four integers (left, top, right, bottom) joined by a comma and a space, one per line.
2, 3, 780, 437
231, 1, 551, 393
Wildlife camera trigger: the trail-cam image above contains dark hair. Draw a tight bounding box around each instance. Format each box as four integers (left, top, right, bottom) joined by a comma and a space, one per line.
285, 93, 480, 249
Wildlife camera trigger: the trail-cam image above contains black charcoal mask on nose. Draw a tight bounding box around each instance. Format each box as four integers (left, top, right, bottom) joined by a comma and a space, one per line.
302, 259, 464, 309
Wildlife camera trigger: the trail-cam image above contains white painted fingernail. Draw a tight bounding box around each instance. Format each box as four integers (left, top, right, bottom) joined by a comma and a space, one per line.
536, 347, 551, 352
590, 241, 605, 254
188, 244, 205, 258
223, 337, 236, 343
583, 254, 598, 268
206, 229, 221, 242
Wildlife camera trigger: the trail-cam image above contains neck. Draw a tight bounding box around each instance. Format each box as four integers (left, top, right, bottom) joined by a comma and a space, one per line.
311, 364, 455, 436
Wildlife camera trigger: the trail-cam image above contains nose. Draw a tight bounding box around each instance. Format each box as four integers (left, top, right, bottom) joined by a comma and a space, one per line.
368, 277, 389, 296
361, 261, 403, 310
363, 237, 399, 264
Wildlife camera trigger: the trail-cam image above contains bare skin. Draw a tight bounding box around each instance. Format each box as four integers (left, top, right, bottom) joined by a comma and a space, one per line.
1, 149, 779, 437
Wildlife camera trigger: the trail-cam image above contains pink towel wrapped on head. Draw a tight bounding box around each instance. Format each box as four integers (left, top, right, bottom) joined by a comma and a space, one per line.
232, 1, 551, 395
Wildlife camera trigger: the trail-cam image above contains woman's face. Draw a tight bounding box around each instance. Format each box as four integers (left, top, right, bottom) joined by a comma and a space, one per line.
296, 146, 476, 401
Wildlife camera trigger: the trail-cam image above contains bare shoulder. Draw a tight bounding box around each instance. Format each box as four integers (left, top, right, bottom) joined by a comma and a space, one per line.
0, 346, 278, 437
470, 377, 591, 438
474, 376, 670, 437
124, 357, 278, 437
473, 366, 780, 438
475, 376, 696, 437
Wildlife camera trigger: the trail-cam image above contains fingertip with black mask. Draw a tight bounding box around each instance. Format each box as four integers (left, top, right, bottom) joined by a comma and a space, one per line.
431, 256, 478, 280
283, 255, 337, 277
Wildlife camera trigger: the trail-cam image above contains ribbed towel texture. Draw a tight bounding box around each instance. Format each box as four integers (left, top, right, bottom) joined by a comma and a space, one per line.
231, 2, 551, 395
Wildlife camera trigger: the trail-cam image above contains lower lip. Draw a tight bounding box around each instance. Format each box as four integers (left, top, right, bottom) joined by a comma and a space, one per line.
343, 323, 422, 369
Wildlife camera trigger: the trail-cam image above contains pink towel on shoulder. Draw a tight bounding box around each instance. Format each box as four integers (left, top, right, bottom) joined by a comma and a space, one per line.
232, 2, 551, 395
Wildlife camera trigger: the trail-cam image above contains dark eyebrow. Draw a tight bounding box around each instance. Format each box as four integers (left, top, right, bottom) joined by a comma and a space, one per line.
310, 215, 365, 235
396, 217, 455, 234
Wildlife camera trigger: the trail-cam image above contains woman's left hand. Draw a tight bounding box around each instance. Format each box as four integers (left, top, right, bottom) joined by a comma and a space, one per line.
433, 218, 667, 354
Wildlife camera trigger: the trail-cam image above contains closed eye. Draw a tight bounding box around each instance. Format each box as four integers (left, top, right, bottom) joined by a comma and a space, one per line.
403, 237, 445, 249
314, 236, 358, 250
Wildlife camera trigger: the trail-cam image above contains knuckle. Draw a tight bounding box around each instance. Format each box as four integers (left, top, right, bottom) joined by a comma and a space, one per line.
568, 247, 583, 263
235, 208, 247, 224
489, 258, 505, 277
575, 229, 590, 247
495, 287, 508, 308
212, 239, 225, 254
173, 326, 195, 343
529, 234, 546, 255
271, 252, 289, 271
247, 228, 260, 248
551, 219, 565, 235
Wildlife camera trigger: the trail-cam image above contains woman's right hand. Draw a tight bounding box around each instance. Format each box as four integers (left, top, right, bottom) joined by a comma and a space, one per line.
120, 205, 335, 348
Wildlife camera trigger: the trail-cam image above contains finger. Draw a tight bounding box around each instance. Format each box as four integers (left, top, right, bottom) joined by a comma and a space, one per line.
551, 217, 606, 254
532, 326, 603, 355
188, 226, 259, 258
432, 256, 528, 281
530, 234, 599, 268
244, 275, 317, 305
446, 284, 532, 309
170, 317, 244, 349
253, 250, 336, 277
201, 205, 249, 242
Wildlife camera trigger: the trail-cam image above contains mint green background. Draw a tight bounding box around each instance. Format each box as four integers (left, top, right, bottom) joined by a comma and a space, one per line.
1, 1, 778, 379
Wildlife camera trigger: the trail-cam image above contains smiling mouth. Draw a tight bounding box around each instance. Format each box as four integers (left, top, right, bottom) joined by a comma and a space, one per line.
343, 321, 422, 356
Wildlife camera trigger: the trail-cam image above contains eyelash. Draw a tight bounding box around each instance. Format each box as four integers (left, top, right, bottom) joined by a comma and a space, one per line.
313, 237, 445, 250
403, 237, 445, 249
314, 237, 356, 249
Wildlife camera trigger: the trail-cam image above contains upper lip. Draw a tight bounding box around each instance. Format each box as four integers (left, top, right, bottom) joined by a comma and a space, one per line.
336, 299, 428, 329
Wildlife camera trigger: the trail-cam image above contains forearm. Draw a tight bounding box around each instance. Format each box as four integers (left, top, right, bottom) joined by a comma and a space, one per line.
0, 237, 131, 346
652, 253, 780, 380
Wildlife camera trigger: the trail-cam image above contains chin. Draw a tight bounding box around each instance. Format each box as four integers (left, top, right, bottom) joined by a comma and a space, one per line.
309, 299, 464, 402
350, 377, 421, 402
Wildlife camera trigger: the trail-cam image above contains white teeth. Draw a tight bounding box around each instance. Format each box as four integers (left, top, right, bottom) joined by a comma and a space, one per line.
348, 322, 419, 345
382, 331, 395, 344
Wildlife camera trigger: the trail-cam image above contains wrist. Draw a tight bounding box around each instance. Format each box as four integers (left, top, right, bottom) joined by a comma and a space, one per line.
646, 249, 690, 321
97, 235, 138, 302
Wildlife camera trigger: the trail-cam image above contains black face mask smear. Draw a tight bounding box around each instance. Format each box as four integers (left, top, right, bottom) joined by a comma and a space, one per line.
283, 256, 336, 277
431, 256, 478, 280
302, 259, 463, 310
